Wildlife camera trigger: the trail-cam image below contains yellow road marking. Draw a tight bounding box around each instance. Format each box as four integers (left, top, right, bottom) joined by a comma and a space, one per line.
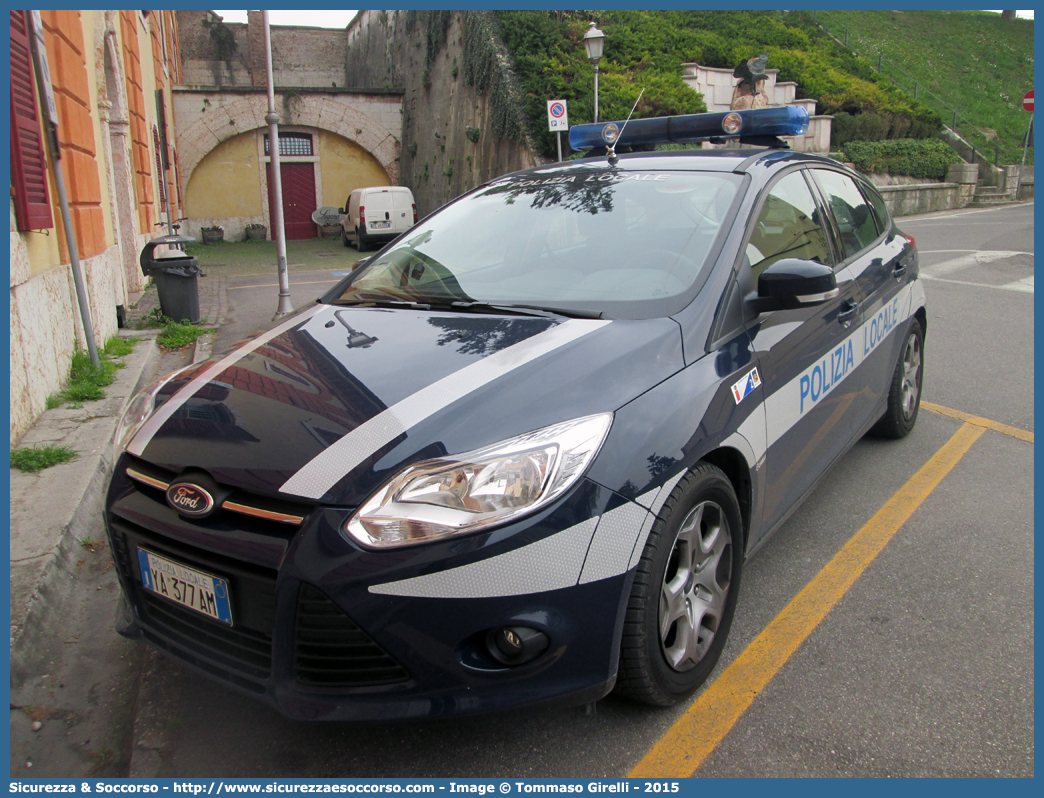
628, 421, 985, 778
922, 401, 1033, 443
228, 279, 340, 290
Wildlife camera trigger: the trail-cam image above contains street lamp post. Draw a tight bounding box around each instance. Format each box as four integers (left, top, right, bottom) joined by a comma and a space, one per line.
583, 22, 605, 123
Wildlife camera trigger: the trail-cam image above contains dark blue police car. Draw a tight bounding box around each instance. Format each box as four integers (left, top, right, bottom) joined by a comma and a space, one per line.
106, 106, 924, 720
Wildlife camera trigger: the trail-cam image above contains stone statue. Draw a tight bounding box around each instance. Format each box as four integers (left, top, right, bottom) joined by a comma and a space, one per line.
731, 52, 770, 110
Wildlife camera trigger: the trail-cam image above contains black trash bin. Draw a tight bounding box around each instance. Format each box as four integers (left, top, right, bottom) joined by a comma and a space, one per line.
140, 234, 201, 324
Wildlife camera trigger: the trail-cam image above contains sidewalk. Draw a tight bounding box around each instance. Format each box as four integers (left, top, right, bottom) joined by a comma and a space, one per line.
9, 247, 341, 775
9, 269, 226, 688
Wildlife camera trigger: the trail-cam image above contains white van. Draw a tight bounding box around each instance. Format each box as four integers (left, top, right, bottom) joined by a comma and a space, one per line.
340, 186, 416, 251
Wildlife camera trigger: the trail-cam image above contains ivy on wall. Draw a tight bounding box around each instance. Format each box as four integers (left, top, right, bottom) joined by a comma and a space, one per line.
201, 13, 237, 71
404, 10, 530, 146
461, 11, 529, 143
406, 10, 451, 88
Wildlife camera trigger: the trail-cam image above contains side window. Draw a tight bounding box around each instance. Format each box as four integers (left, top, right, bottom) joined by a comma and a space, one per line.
811, 169, 879, 260
860, 181, 891, 237
747, 171, 832, 279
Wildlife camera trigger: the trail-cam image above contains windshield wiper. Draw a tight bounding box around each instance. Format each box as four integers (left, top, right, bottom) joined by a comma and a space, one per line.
328, 296, 602, 320
451, 302, 603, 320
328, 295, 433, 310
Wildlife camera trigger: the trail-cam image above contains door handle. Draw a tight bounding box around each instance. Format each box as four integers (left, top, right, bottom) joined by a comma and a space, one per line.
892, 261, 908, 281
837, 300, 859, 327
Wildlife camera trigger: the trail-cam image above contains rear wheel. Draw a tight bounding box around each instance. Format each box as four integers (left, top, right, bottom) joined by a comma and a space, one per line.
355, 227, 367, 252
870, 318, 924, 439
616, 463, 744, 706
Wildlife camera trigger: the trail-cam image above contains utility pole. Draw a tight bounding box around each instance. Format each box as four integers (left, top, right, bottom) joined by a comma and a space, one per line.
1016, 113, 1033, 200
264, 11, 293, 319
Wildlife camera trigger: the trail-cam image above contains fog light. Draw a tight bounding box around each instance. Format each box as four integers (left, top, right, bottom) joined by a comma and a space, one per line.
486, 626, 549, 666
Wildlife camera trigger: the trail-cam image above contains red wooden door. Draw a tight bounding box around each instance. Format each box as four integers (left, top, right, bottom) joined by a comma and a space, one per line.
267, 162, 317, 240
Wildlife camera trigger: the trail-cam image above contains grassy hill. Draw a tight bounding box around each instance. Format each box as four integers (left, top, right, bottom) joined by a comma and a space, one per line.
496, 10, 1033, 166
814, 10, 1034, 165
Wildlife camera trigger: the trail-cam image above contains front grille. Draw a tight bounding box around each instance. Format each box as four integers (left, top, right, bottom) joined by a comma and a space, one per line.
123, 455, 313, 529
109, 518, 277, 678
294, 585, 410, 687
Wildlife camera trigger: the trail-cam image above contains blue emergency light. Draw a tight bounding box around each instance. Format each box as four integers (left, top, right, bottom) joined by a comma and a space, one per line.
568, 105, 809, 152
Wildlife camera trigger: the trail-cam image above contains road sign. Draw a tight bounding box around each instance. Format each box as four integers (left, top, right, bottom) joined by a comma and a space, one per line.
548, 100, 569, 132
1023, 90, 1033, 112
28, 11, 59, 129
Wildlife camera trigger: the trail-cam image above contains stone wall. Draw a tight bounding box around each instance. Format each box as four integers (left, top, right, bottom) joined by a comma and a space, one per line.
266, 16, 348, 88
178, 10, 252, 86
938, 126, 1006, 187
344, 10, 404, 91
345, 10, 539, 216
178, 11, 348, 89
875, 183, 960, 217
10, 217, 126, 444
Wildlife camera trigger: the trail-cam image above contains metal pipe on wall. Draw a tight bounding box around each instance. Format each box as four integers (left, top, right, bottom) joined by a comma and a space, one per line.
28, 11, 99, 367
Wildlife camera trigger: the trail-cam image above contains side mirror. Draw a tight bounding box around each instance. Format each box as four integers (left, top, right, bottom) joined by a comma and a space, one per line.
338, 207, 345, 215
748, 258, 838, 314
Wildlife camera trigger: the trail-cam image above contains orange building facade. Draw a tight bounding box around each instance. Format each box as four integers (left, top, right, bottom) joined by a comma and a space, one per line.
9, 10, 183, 443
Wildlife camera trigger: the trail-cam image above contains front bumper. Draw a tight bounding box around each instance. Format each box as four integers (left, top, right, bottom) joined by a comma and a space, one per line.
105, 459, 628, 721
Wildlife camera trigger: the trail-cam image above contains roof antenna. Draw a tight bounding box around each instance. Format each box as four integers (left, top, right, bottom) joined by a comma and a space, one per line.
607, 86, 645, 166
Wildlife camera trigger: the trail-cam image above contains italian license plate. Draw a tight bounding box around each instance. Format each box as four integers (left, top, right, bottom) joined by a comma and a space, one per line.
371, 221, 391, 229
137, 548, 233, 625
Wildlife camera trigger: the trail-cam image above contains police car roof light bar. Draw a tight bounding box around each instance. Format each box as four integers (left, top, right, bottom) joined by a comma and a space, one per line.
568, 105, 810, 152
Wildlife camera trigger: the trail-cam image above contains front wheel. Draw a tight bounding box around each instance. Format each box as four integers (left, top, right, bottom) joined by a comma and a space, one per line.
616, 463, 744, 706
341, 228, 351, 248
870, 318, 924, 439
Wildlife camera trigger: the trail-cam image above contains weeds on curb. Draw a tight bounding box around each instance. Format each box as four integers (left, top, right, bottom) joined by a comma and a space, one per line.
10, 445, 78, 472
102, 337, 135, 358
158, 319, 212, 350
49, 336, 136, 409
132, 307, 167, 330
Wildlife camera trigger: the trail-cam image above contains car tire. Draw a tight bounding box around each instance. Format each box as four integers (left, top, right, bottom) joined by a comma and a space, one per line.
616, 463, 744, 707
341, 228, 351, 248
870, 318, 924, 439
356, 227, 367, 252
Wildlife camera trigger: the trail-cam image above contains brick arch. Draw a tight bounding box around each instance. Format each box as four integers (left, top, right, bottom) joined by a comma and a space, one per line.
177, 94, 399, 197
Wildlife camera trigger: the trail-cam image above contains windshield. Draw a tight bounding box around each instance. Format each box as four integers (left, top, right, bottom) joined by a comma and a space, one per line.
330, 169, 742, 318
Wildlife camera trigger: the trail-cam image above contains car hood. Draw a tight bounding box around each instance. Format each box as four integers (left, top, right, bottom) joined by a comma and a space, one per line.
130, 304, 684, 506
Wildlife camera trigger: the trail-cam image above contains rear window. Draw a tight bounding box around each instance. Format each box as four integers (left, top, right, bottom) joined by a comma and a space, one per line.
332, 169, 742, 318
361, 190, 397, 212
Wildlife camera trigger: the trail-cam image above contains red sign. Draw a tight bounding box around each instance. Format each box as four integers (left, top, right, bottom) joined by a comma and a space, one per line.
1023, 90, 1033, 112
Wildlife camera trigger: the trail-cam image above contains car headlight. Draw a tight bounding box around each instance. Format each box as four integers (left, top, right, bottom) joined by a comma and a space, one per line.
114, 363, 197, 455
344, 413, 613, 549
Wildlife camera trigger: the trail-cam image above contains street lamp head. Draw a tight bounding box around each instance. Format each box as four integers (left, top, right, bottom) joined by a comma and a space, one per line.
583, 22, 605, 62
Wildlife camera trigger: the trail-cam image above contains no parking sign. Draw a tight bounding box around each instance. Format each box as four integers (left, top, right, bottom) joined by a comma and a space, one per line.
547, 100, 569, 131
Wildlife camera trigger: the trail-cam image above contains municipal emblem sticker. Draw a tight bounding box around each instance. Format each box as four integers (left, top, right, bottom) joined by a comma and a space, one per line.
731, 368, 762, 404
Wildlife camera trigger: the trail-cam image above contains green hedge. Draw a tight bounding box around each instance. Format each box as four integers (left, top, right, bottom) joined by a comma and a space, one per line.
830, 110, 941, 147
840, 139, 964, 180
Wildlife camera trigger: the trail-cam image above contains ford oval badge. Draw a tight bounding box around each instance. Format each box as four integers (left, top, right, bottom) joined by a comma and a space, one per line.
166, 483, 215, 517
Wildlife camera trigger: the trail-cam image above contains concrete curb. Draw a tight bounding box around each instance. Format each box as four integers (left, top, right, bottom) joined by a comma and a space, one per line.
10, 332, 160, 688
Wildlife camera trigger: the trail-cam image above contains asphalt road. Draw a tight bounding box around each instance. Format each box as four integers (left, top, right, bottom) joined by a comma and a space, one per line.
124, 203, 1036, 777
